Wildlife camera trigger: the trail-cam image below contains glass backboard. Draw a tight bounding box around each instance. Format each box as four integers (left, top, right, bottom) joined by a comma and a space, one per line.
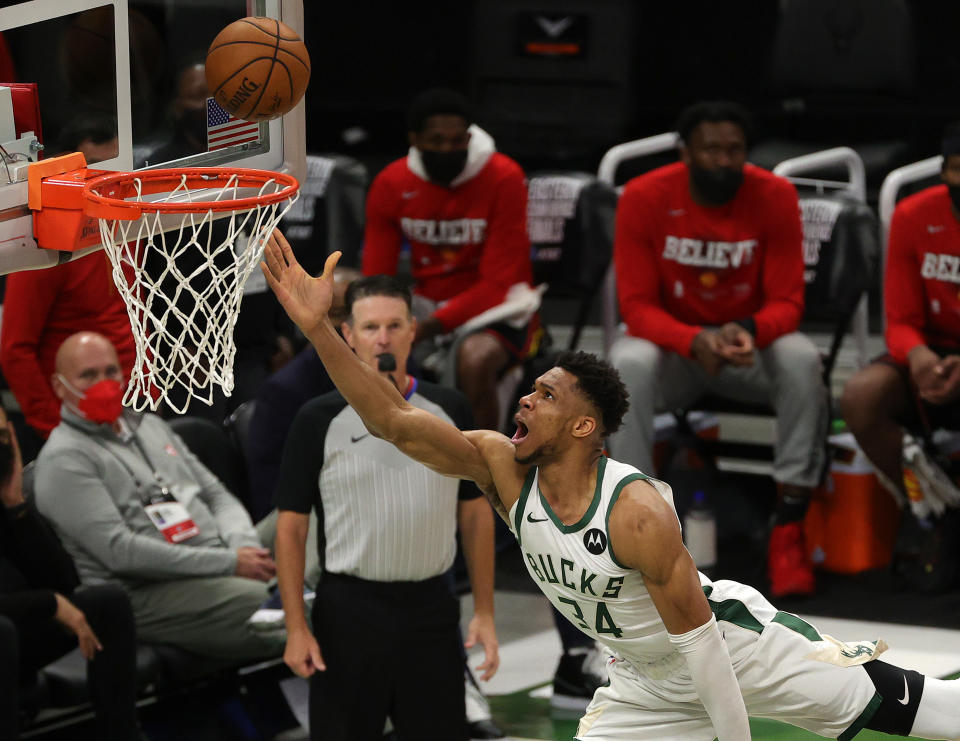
0, 0, 306, 272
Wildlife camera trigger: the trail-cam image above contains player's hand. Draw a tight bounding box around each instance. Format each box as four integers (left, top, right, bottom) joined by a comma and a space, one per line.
262, 229, 341, 340
235, 547, 277, 581
716, 322, 755, 367
465, 613, 500, 680
54, 593, 103, 660
919, 354, 960, 405
909, 345, 947, 399
690, 330, 727, 376
284, 627, 325, 677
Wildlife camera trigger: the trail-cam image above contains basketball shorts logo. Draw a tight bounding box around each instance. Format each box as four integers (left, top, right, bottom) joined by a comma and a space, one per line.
584, 528, 607, 555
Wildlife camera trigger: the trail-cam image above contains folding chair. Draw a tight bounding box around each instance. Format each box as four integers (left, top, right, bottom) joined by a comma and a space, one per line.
597, 136, 879, 475
878, 155, 944, 328
281, 153, 368, 272
527, 170, 617, 351
167, 415, 250, 507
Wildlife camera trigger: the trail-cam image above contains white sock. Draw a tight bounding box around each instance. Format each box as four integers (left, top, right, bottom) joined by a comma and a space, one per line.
911, 677, 960, 740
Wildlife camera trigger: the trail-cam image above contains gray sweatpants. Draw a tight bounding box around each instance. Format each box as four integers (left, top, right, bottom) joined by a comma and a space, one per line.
125, 513, 320, 662
128, 575, 282, 661
607, 332, 827, 487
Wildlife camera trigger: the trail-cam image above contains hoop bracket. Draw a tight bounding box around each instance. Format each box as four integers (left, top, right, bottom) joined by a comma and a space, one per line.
28, 157, 300, 253
28, 153, 112, 251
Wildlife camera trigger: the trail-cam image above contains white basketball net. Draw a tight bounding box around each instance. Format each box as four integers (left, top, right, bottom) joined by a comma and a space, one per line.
91, 173, 298, 414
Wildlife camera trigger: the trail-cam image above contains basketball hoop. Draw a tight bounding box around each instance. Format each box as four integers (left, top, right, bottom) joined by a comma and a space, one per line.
29, 158, 300, 414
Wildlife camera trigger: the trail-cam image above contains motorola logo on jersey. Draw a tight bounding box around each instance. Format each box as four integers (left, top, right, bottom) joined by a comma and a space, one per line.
584, 528, 607, 555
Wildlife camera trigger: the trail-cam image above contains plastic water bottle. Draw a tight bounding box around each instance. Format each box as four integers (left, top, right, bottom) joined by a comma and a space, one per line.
684, 491, 717, 575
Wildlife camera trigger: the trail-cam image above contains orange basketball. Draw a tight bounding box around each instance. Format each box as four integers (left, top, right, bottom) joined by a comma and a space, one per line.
205, 17, 310, 121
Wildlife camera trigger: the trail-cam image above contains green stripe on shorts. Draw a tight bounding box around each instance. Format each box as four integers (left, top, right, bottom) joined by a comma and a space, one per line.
772, 611, 822, 642
703, 586, 765, 633
703, 587, 822, 642
838, 691, 882, 741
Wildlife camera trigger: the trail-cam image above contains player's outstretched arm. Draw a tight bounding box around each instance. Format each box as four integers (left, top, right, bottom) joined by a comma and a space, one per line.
610, 480, 751, 741
261, 230, 493, 489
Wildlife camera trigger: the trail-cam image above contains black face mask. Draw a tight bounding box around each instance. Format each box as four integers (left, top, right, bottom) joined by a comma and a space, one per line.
690, 165, 744, 206
948, 184, 960, 213
376, 353, 397, 372
420, 149, 468, 186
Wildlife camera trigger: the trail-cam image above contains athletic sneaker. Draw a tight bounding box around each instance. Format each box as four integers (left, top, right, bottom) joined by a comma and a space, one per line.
465, 668, 506, 739
902, 435, 960, 519
551, 644, 608, 711
768, 521, 815, 598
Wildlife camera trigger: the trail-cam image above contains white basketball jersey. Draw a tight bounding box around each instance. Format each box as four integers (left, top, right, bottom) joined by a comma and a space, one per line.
508, 456, 691, 676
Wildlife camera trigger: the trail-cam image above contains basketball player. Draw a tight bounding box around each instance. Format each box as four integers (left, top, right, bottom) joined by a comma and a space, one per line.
262, 230, 960, 740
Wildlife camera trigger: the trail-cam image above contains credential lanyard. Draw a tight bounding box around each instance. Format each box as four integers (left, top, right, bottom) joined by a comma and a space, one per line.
64, 417, 172, 498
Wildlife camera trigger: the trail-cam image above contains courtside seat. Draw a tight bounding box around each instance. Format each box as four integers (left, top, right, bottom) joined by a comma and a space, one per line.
167, 415, 251, 512
489, 171, 617, 436
18, 454, 288, 738
36, 644, 162, 709
598, 137, 879, 474
225, 399, 257, 473
281, 153, 368, 272
677, 192, 880, 472
527, 171, 617, 351
26, 641, 285, 736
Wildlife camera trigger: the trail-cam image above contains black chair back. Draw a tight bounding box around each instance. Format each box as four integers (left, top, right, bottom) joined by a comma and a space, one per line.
798, 195, 879, 382
224, 399, 257, 471
527, 171, 617, 349
167, 416, 249, 508
281, 153, 368, 271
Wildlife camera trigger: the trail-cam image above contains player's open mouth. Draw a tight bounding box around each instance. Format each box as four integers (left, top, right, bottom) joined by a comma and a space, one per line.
511, 419, 528, 444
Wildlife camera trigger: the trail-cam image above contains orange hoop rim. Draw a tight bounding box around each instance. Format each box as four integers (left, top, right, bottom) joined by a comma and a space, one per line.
82, 167, 299, 219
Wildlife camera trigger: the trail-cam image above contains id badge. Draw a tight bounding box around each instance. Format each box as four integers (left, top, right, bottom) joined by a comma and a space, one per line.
145, 500, 200, 543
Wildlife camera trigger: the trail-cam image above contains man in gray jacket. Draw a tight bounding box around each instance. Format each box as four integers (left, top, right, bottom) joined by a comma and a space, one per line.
34, 331, 281, 661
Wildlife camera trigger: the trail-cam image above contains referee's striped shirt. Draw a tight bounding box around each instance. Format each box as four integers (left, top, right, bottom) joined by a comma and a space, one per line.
274, 378, 482, 582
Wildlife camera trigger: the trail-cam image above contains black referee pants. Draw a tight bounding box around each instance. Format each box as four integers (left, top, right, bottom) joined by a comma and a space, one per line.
309, 572, 466, 741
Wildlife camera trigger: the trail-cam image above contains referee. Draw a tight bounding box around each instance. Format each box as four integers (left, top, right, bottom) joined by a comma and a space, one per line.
274, 275, 499, 740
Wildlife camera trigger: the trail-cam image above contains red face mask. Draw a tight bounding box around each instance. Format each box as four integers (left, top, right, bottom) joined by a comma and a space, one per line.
74, 379, 125, 424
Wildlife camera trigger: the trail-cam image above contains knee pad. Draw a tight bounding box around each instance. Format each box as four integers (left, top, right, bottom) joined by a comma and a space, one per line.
862, 660, 924, 736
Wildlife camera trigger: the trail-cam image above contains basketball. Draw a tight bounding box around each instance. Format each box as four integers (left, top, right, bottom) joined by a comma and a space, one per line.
205, 17, 311, 122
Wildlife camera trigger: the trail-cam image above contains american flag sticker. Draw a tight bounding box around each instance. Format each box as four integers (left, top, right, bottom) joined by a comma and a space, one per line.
206, 98, 261, 151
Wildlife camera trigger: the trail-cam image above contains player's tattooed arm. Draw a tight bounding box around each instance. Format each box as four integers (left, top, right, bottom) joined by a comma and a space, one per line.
477, 479, 509, 524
